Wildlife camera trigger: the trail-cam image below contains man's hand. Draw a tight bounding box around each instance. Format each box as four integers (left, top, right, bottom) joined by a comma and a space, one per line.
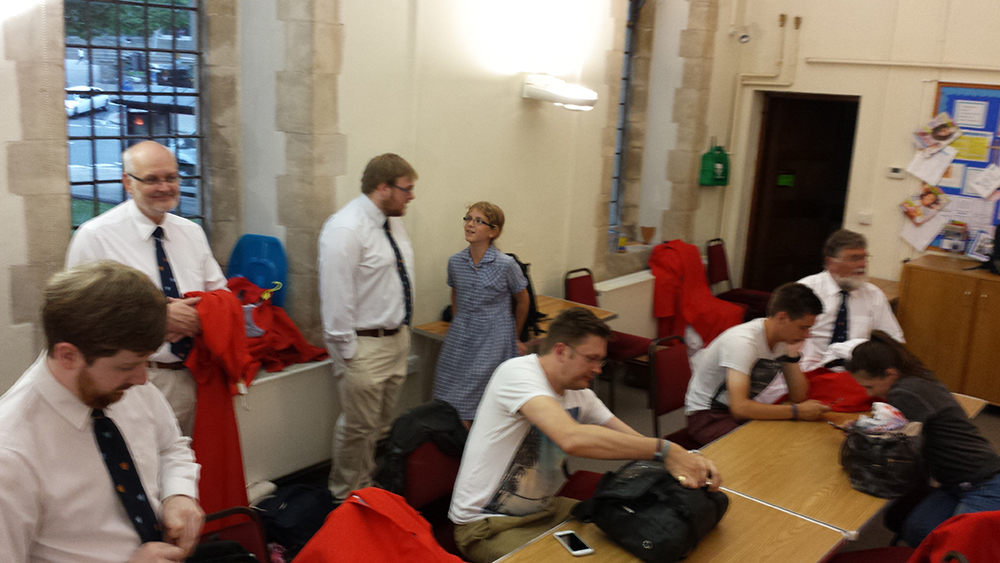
127, 542, 187, 563
166, 297, 202, 341
160, 495, 204, 557
795, 399, 832, 421
664, 447, 722, 491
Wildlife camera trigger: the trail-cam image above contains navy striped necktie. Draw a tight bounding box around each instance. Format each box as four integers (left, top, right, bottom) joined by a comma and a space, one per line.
92, 409, 162, 543
152, 226, 193, 360
383, 220, 412, 326
830, 290, 849, 344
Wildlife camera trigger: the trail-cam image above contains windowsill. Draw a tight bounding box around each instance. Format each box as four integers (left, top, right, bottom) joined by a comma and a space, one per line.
604, 247, 653, 279
250, 359, 333, 386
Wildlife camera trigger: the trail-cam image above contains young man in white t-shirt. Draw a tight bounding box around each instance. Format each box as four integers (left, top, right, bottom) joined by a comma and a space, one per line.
684, 282, 831, 445
449, 308, 721, 563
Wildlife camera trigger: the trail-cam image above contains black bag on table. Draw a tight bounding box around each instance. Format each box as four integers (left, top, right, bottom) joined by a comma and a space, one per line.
571, 461, 729, 563
839, 422, 925, 499
186, 541, 259, 562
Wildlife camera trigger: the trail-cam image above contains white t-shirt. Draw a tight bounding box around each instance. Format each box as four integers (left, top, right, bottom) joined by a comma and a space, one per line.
448, 355, 613, 524
684, 318, 789, 414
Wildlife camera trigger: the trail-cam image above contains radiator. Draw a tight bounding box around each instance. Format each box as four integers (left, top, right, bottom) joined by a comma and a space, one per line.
593, 270, 657, 339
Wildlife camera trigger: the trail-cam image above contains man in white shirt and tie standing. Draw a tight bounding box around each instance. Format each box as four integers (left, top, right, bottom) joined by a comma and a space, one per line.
797, 229, 904, 373
66, 141, 227, 436
318, 153, 418, 501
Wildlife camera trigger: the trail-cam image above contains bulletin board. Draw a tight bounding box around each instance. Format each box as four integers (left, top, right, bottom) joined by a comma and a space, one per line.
927, 82, 1000, 249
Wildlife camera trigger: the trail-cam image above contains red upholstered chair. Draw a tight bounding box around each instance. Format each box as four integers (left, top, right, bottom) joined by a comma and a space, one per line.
402, 441, 466, 559
649, 336, 702, 450
705, 239, 771, 321
826, 546, 914, 563
564, 268, 653, 410
199, 506, 270, 563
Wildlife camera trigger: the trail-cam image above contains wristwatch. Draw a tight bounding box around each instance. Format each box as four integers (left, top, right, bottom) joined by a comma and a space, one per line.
652, 439, 670, 463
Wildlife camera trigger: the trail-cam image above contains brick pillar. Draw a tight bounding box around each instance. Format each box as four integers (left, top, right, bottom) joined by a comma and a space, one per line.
276, 0, 346, 345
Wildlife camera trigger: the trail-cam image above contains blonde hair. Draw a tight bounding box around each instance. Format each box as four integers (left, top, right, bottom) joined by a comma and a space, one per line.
468, 201, 505, 241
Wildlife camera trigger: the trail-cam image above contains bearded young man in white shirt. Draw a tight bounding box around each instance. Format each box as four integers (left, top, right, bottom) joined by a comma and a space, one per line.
318, 153, 418, 501
0, 261, 202, 563
797, 229, 904, 373
66, 141, 227, 436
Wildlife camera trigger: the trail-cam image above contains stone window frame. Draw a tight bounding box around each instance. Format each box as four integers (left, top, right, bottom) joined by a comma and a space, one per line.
4, 0, 241, 352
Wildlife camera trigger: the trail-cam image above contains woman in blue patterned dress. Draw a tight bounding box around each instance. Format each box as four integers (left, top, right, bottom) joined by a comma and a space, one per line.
433, 202, 529, 427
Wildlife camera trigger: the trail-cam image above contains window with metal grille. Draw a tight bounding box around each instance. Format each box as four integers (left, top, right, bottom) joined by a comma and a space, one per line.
609, 0, 643, 249
65, 0, 203, 227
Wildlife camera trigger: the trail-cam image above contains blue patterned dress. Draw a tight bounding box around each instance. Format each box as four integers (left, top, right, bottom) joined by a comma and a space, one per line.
433, 245, 528, 419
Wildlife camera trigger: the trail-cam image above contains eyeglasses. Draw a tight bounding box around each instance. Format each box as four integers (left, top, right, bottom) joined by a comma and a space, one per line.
463, 215, 495, 228
127, 173, 180, 186
567, 345, 606, 367
834, 252, 871, 264
389, 183, 415, 194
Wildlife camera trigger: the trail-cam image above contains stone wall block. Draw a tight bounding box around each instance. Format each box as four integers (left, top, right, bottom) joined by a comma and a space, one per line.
275, 72, 314, 134
3, 2, 64, 62
277, 0, 314, 22
7, 141, 68, 196
681, 58, 711, 90
673, 87, 707, 128
631, 56, 651, 86
314, 0, 340, 24
624, 146, 643, 180
209, 175, 240, 223
206, 15, 238, 68
286, 272, 321, 341
688, 0, 720, 32
204, 0, 237, 17
666, 149, 697, 184
15, 62, 65, 141
623, 179, 643, 207
627, 120, 646, 147
313, 23, 343, 74
284, 21, 315, 73
24, 194, 71, 265
620, 204, 639, 228
206, 66, 239, 127
208, 219, 240, 268
634, 27, 655, 56
660, 209, 695, 241
10, 265, 46, 324
311, 74, 339, 134
630, 84, 649, 113
670, 180, 699, 212
284, 133, 316, 177
674, 123, 708, 152
207, 127, 240, 170
276, 175, 334, 230
285, 227, 319, 275
678, 29, 714, 59
312, 133, 348, 178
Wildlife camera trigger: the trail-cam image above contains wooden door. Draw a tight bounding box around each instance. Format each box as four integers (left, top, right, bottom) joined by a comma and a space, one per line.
898, 266, 976, 392
743, 94, 859, 291
964, 278, 1000, 403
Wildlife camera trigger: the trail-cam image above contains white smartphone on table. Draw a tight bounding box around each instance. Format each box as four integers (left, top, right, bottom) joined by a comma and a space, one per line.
553, 530, 594, 556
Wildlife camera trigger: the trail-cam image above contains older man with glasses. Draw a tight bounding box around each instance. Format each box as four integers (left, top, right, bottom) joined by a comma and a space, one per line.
797, 229, 904, 374
66, 140, 227, 435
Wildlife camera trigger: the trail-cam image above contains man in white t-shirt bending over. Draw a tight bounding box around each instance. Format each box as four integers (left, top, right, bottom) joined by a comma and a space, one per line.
449, 307, 721, 563
685, 283, 832, 445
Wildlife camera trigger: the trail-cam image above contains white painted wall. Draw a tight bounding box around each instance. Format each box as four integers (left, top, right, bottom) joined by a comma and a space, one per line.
0, 21, 43, 392
640, 0, 690, 235
336, 0, 619, 324
239, 0, 285, 242
700, 0, 1000, 283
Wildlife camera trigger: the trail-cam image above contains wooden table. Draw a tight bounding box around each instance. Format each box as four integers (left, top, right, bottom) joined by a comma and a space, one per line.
497, 494, 845, 563
700, 415, 887, 536
412, 295, 617, 341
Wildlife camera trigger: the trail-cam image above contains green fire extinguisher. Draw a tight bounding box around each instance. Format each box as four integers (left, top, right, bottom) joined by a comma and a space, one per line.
698, 140, 729, 186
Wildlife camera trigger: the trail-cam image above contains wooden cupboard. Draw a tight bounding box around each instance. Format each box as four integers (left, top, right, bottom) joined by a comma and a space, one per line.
897, 255, 1000, 404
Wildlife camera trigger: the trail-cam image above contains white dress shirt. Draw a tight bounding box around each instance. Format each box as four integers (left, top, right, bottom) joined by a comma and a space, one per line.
0, 354, 200, 563
797, 270, 904, 372
65, 200, 228, 362
318, 195, 415, 360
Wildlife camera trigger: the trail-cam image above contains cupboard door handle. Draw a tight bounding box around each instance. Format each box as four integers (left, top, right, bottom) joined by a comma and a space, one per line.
982, 294, 988, 298
965, 291, 972, 296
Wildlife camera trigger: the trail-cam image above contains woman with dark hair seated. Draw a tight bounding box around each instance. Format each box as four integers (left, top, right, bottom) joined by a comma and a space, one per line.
847, 331, 1000, 546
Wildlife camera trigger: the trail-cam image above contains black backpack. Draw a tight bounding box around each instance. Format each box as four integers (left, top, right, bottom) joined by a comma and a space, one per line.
506, 253, 547, 342
255, 484, 336, 559
572, 461, 729, 563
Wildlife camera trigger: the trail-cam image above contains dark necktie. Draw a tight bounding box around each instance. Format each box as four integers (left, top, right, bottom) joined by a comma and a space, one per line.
383, 220, 412, 326
153, 226, 193, 360
92, 409, 162, 543
831, 290, 849, 344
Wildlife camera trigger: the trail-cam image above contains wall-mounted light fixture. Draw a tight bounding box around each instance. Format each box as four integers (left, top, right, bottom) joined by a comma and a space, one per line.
522, 74, 598, 111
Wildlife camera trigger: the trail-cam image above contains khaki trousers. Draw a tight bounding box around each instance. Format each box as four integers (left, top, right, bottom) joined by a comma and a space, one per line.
147, 367, 197, 436
328, 327, 410, 500
454, 497, 579, 563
